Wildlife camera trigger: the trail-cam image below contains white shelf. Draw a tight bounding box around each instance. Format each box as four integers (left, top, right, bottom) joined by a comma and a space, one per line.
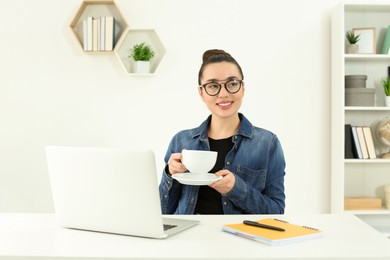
345, 106, 390, 111
345, 4, 390, 12
331, 2, 390, 233
114, 28, 166, 75
345, 54, 390, 61
346, 209, 390, 215
345, 159, 390, 164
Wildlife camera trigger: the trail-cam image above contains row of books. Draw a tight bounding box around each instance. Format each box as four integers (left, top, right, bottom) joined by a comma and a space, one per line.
345, 124, 376, 159
82, 16, 115, 52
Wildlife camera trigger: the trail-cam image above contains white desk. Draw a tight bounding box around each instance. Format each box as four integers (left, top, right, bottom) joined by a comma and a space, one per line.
0, 213, 389, 260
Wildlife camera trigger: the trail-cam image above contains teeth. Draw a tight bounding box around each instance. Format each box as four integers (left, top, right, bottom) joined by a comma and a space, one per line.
219, 102, 232, 107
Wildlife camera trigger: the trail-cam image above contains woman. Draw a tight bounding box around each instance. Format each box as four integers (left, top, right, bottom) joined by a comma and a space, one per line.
159, 49, 286, 214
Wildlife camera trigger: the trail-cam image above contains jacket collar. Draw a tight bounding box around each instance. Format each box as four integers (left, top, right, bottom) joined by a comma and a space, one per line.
192, 113, 253, 140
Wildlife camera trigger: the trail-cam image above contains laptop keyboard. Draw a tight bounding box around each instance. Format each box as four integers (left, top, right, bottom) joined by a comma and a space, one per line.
163, 224, 178, 231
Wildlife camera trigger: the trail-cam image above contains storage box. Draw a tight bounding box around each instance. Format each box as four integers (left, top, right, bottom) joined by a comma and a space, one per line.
345, 75, 367, 88
344, 197, 382, 210
345, 88, 375, 106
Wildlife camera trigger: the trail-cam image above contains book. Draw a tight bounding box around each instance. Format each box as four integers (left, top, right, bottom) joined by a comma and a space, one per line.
105, 16, 115, 51
356, 126, 369, 159
92, 18, 98, 51
345, 124, 355, 158
86, 16, 93, 51
100, 16, 106, 51
96, 17, 101, 51
222, 218, 322, 246
82, 20, 88, 51
351, 126, 363, 159
362, 126, 377, 159
382, 25, 390, 54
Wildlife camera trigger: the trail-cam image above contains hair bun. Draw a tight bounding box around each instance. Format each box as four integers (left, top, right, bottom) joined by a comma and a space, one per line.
202, 49, 230, 62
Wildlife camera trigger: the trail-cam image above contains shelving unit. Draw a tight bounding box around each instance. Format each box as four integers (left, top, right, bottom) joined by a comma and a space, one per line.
114, 29, 166, 75
331, 2, 390, 236
70, 0, 128, 53
69, 1, 166, 75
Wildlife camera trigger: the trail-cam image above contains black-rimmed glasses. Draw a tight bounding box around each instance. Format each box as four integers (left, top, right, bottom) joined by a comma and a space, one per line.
200, 79, 243, 96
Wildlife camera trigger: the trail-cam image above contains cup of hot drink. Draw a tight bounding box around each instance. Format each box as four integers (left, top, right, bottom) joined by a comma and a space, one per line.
181, 150, 217, 174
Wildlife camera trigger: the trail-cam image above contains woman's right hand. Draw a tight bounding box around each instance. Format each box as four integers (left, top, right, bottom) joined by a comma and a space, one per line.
167, 152, 187, 175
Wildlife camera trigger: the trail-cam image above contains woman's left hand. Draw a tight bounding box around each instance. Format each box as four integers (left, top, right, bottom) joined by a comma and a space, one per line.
210, 169, 235, 195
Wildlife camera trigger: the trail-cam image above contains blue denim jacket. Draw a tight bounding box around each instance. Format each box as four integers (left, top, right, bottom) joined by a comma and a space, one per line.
159, 113, 286, 214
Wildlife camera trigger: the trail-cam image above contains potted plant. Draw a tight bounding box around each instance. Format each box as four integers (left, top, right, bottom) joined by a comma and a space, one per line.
382, 77, 390, 106
129, 42, 155, 73
346, 31, 360, 54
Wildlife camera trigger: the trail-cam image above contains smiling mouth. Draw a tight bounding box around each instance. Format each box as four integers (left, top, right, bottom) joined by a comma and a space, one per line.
217, 102, 233, 107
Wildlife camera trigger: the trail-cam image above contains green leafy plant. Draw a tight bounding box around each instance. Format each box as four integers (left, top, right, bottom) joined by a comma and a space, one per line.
129, 42, 154, 61
346, 31, 360, 44
382, 77, 390, 96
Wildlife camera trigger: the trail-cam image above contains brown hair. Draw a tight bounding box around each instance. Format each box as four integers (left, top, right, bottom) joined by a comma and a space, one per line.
197, 49, 244, 85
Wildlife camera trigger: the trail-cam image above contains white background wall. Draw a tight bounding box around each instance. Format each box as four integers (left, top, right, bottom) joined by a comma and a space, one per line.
0, 0, 344, 213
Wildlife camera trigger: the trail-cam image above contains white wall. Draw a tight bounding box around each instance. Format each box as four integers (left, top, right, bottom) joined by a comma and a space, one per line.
0, 0, 342, 213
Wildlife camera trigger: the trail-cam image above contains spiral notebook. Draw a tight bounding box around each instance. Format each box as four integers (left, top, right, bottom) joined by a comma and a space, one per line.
222, 218, 322, 246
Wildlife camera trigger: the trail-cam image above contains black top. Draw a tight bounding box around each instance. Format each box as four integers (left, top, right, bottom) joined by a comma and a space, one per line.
194, 136, 234, 214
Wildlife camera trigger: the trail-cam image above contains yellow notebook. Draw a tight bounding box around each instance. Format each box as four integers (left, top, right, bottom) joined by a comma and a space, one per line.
222, 218, 322, 246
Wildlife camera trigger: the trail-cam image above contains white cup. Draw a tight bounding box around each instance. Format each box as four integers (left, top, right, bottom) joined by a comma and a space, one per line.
181, 150, 217, 174
385, 184, 390, 209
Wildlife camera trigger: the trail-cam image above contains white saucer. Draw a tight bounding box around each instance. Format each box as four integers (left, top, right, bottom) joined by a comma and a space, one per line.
172, 173, 222, 186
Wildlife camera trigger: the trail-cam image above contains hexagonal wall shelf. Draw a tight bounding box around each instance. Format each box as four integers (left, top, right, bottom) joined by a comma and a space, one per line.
70, 0, 128, 53
114, 28, 166, 75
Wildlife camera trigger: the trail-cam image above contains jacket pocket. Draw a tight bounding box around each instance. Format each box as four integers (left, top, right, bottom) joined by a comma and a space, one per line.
236, 165, 267, 191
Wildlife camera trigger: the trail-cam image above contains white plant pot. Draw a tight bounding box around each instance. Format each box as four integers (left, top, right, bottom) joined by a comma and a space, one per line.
346, 44, 359, 54
386, 96, 390, 107
134, 61, 150, 74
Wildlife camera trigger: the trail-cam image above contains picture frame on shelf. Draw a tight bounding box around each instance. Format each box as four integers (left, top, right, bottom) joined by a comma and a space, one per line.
353, 27, 376, 54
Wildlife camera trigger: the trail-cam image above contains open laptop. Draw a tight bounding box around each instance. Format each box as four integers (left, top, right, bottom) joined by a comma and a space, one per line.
45, 146, 199, 239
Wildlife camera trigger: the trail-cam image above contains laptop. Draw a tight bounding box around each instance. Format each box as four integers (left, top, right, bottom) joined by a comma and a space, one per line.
45, 146, 199, 239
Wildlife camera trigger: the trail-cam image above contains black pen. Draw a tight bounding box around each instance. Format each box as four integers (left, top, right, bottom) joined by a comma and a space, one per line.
243, 220, 285, 232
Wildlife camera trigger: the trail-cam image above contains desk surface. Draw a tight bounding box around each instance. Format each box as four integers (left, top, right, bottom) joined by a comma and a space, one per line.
0, 213, 389, 260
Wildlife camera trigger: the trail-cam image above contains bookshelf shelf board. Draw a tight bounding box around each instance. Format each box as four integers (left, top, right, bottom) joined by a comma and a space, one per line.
344, 159, 390, 164
345, 4, 390, 13
81, 51, 114, 55
345, 54, 390, 61
345, 106, 390, 111
69, 0, 128, 53
345, 209, 390, 215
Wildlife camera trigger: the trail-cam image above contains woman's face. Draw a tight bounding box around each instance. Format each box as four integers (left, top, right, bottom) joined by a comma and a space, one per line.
199, 62, 244, 120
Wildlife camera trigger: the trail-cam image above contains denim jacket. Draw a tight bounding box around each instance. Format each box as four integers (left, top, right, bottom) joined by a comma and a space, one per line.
159, 113, 286, 214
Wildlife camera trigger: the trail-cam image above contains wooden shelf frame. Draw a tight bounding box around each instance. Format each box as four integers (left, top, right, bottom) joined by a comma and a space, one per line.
114, 28, 166, 75
69, 0, 128, 54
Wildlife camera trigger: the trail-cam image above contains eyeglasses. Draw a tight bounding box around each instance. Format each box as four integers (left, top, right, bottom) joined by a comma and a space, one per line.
200, 79, 243, 96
